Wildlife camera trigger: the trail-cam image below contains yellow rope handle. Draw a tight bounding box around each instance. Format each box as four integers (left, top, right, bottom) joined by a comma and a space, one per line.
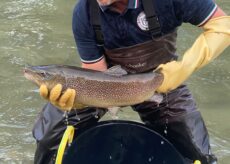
55, 125, 75, 164
194, 160, 201, 164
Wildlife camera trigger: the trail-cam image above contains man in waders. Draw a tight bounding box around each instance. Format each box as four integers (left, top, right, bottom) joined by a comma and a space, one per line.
32, 0, 230, 163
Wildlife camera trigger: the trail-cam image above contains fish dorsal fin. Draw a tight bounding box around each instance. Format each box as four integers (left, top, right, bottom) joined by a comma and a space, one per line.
104, 65, 128, 77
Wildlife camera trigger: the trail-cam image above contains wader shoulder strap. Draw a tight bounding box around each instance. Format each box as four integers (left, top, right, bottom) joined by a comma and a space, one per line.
142, 0, 162, 38
89, 0, 162, 45
89, 0, 104, 46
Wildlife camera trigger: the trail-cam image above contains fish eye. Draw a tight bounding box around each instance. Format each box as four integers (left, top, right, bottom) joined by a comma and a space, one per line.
40, 72, 46, 77
40, 72, 52, 80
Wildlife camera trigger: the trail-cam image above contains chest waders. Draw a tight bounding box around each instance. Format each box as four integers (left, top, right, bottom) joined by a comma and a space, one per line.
32, 0, 217, 164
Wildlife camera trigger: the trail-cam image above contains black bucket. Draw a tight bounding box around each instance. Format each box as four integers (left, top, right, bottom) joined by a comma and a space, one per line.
63, 120, 186, 164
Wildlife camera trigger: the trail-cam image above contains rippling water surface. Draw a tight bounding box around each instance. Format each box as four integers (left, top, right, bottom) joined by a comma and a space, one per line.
0, 0, 229, 163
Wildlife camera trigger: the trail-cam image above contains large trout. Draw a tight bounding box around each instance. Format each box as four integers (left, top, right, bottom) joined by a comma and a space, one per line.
23, 65, 164, 112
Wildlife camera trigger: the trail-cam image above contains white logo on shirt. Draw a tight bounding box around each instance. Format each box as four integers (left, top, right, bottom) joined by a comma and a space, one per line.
137, 11, 149, 31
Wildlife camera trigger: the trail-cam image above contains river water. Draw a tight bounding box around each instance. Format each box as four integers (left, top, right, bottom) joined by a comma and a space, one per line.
0, 0, 229, 163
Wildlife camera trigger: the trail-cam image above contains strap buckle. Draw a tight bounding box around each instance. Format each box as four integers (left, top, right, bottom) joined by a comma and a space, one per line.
147, 16, 162, 38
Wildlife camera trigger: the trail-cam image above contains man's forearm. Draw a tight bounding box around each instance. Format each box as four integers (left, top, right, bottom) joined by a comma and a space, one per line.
205, 6, 226, 22
81, 57, 108, 71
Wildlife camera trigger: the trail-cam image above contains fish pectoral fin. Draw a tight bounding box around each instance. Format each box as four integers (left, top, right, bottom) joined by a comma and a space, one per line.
108, 107, 120, 119
104, 65, 128, 77
148, 93, 164, 104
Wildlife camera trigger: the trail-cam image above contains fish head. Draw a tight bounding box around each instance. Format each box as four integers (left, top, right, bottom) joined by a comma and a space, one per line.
23, 65, 66, 88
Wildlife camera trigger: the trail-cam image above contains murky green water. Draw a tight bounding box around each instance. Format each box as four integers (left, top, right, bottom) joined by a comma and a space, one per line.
0, 0, 229, 163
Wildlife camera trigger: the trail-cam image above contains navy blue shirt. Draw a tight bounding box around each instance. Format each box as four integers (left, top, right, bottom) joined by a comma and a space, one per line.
72, 0, 217, 63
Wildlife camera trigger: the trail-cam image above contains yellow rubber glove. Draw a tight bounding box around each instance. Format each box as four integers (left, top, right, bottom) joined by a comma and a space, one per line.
157, 16, 230, 93
40, 84, 77, 111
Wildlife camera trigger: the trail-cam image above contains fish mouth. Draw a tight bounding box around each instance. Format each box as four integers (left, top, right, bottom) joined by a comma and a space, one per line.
23, 65, 56, 86
23, 67, 35, 81
23, 66, 41, 82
